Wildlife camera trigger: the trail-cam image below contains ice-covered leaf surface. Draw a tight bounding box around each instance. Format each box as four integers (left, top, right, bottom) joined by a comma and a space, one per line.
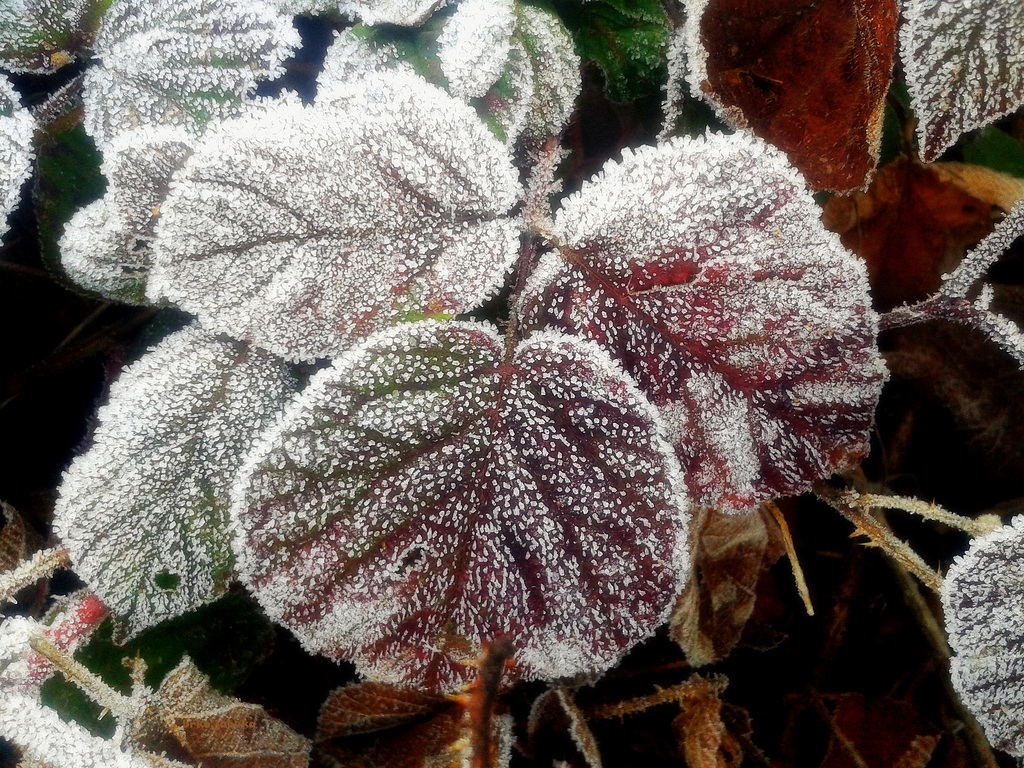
82, 0, 299, 148
684, 0, 899, 192
0, 75, 34, 239
437, 0, 515, 100
53, 326, 296, 636
0, 0, 103, 73
513, 4, 580, 140
902, 0, 1024, 163
231, 321, 689, 692
60, 126, 192, 303
149, 74, 522, 362
344, 0, 448, 25
942, 515, 1024, 756
518, 132, 886, 512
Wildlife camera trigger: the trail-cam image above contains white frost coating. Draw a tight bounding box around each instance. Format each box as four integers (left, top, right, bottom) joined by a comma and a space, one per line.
0, 75, 34, 239
60, 126, 193, 302
0, 0, 93, 72
437, 0, 516, 100
901, 0, 1024, 162
149, 71, 522, 362
53, 325, 295, 636
315, 28, 417, 107
82, 0, 300, 148
681, 0, 738, 126
0, 691, 154, 768
514, 4, 580, 139
519, 132, 886, 512
943, 515, 1024, 755
343, 0, 449, 26
231, 320, 690, 692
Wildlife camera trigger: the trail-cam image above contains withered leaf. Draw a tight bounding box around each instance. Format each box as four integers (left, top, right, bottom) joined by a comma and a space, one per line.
684, 0, 899, 192
818, 694, 938, 768
527, 687, 602, 768
670, 506, 785, 667
823, 157, 1024, 311
315, 681, 510, 768
0, 501, 30, 573
134, 657, 311, 768
671, 676, 742, 768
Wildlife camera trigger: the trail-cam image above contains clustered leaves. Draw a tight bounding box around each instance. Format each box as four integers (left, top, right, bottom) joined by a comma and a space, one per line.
4, 0, 1024, 764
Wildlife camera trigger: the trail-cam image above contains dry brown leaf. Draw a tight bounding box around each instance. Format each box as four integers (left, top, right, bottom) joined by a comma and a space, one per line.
819, 694, 939, 768
823, 158, 1024, 310
315, 681, 510, 768
133, 657, 311, 768
671, 676, 742, 768
528, 687, 603, 768
0, 501, 30, 572
670, 506, 785, 666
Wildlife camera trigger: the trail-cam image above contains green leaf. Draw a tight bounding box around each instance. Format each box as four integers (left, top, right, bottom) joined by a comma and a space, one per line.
550, 0, 669, 103
963, 127, 1024, 179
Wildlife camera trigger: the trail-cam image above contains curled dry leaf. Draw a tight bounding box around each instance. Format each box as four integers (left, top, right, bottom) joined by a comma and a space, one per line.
231, 320, 690, 691
670, 506, 785, 667
315, 681, 510, 768
519, 132, 886, 513
823, 157, 1024, 311
59, 126, 193, 304
0, 74, 34, 239
149, 72, 522, 362
133, 657, 311, 768
942, 514, 1024, 756
901, 0, 1024, 163
683, 0, 899, 192
671, 675, 742, 768
82, 0, 300, 148
53, 326, 296, 636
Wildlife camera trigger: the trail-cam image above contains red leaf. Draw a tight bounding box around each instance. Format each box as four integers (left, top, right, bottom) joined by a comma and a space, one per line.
685, 0, 899, 192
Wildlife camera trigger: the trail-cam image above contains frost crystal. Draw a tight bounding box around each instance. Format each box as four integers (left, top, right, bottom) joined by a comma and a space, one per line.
60, 126, 193, 303
53, 326, 296, 635
82, 0, 300, 148
149, 72, 522, 362
343, 0, 449, 26
901, 0, 1024, 162
942, 515, 1024, 756
315, 29, 417, 107
437, 0, 516, 100
514, 4, 580, 140
519, 132, 886, 512
231, 320, 690, 692
0, 0, 97, 72
0, 75, 33, 240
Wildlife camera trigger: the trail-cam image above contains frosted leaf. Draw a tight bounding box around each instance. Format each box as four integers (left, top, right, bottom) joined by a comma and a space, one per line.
518, 132, 886, 512
149, 76, 522, 362
902, 0, 1024, 163
315, 29, 417, 108
231, 320, 690, 692
0, 75, 33, 240
343, 0, 449, 26
59, 126, 192, 303
0, 0, 100, 73
513, 4, 580, 140
437, 0, 515, 100
942, 515, 1024, 755
82, 0, 300, 148
53, 325, 296, 636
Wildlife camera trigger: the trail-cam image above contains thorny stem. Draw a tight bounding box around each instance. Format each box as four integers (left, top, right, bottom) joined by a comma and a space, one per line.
851, 493, 1000, 538
814, 484, 942, 594
0, 546, 69, 605
29, 635, 137, 721
586, 675, 727, 721
764, 502, 814, 616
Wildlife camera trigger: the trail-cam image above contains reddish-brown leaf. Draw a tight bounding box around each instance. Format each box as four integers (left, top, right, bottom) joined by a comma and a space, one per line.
823, 158, 1024, 310
686, 0, 899, 192
819, 694, 938, 768
0, 501, 30, 573
671, 676, 743, 768
669, 506, 785, 666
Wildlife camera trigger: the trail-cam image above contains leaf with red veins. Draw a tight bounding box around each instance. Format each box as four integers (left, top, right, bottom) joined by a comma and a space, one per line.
684, 0, 898, 192
230, 320, 689, 692
518, 132, 886, 513
902, 0, 1024, 163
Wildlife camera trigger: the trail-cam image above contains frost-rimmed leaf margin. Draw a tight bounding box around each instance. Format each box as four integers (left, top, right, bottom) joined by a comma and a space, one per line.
941, 514, 1024, 756
0, 74, 34, 240
53, 325, 297, 637
0, 0, 109, 74
149, 72, 523, 363
82, 0, 300, 148
901, 0, 1024, 163
518, 131, 887, 512
230, 319, 690, 692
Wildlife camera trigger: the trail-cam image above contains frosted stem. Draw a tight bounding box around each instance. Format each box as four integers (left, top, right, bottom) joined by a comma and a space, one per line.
764, 502, 814, 616
0, 546, 69, 605
851, 493, 1001, 538
29, 635, 137, 721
